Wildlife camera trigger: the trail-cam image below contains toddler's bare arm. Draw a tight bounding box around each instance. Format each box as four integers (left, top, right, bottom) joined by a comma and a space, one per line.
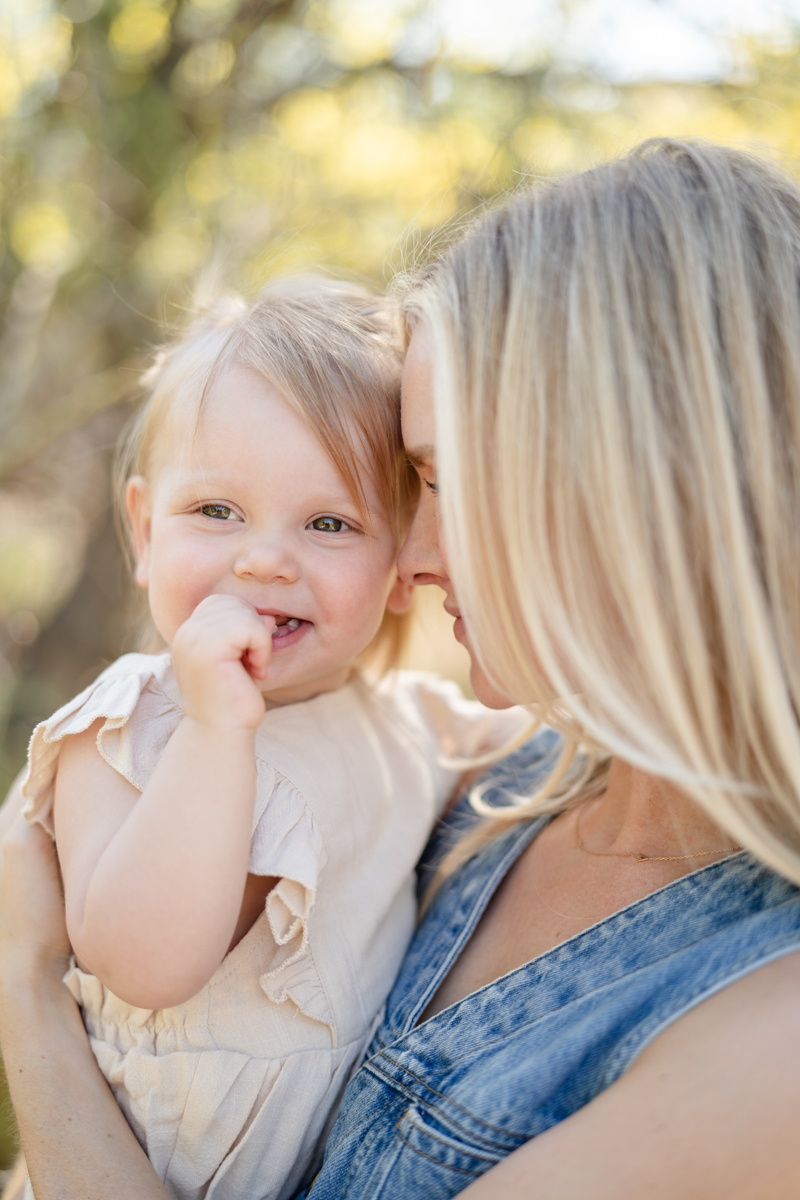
55, 716, 257, 1007
55, 595, 273, 1009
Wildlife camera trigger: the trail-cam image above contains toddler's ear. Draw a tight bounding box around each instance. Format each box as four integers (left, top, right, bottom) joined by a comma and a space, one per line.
386, 574, 415, 615
125, 476, 153, 589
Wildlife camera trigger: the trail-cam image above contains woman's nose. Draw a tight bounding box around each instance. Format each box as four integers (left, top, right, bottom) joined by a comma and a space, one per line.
233, 538, 300, 584
398, 495, 449, 588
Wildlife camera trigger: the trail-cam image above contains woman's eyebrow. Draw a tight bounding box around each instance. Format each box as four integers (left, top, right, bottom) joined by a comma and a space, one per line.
405, 445, 435, 468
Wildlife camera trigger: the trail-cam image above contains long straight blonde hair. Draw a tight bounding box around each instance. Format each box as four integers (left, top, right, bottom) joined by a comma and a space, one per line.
405, 139, 800, 884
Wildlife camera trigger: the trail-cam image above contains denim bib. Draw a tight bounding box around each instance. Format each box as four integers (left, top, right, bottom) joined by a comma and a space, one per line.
306, 733, 800, 1200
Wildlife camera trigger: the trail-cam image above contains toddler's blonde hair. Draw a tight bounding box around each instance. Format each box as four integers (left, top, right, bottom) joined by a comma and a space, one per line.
406, 139, 800, 886
119, 276, 416, 671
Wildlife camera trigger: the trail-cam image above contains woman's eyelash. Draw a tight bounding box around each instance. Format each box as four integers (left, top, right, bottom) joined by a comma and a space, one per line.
424, 479, 438, 494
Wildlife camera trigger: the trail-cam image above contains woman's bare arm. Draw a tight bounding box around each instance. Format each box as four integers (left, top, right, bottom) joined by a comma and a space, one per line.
461, 949, 800, 1199
0, 808, 169, 1200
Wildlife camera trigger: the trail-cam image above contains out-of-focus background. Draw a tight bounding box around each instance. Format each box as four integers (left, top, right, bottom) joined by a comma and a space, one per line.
2, 0, 800, 1170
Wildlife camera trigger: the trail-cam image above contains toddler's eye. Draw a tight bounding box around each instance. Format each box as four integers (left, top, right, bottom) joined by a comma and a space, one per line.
310, 516, 350, 533
200, 504, 238, 521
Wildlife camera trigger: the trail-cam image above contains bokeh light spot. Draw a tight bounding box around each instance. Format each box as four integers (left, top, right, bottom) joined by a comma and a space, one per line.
109, 1, 171, 70
10, 202, 80, 272
7, 610, 40, 646
172, 38, 235, 96
512, 118, 577, 171
0, 51, 22, 117
136, 224, 211, 280
186, 152, 234, 204
273, 88, 342, 155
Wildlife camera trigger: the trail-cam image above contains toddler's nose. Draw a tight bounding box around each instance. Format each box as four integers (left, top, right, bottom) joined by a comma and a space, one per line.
233, 539, 300, 585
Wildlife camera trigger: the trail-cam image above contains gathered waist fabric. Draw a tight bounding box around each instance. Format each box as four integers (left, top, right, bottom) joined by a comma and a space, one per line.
306, 737, 800, 1199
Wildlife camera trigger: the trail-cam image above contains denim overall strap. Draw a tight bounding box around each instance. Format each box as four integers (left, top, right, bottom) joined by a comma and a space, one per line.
309, 850, 800, 1200
381, 727, 563, 1040
376, 814, 547, 1043
370, 853, 799, 1093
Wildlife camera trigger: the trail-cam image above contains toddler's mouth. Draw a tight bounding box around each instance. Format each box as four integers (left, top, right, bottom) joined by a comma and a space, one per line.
272, 616, 301, 640
256, 608, 309, 650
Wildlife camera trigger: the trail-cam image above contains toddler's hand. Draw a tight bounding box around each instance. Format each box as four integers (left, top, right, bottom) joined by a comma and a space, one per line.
171, 595, 274, 731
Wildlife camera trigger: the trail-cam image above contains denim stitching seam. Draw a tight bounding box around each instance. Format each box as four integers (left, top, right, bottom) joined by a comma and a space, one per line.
368, 1057, 527, 1142
399, 1108, 503, 1163
395, 1118, 488, 1176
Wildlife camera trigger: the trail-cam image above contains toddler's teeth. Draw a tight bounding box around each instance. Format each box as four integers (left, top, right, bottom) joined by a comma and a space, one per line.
272, 617, 301, 639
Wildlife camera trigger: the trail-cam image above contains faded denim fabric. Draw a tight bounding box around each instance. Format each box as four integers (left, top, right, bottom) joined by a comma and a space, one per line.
304, 731, 800, 1200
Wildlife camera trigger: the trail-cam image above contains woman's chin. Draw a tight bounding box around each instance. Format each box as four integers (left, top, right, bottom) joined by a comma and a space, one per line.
469, 660, 516, 709
454, 613, 516, 707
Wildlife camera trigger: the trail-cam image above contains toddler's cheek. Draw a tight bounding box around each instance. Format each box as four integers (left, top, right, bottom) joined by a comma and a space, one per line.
148, 571, 209, 645
340, 592, 390, 645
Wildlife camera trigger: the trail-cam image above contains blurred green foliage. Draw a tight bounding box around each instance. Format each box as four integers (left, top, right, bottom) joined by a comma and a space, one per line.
2, 0, 800, 1173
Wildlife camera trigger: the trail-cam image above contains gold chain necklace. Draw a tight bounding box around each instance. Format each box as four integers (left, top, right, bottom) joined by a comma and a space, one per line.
575, 807, 741, 864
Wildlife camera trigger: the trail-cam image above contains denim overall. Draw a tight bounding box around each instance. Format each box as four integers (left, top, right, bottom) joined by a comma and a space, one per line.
304, 732, 800, 1199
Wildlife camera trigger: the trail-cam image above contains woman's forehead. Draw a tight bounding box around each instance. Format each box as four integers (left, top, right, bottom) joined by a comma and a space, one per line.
401, 327, 436, 462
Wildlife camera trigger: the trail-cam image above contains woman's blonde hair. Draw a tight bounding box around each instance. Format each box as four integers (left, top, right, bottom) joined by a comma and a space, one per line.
119, 276, 417, 670
406, 139, 800, 884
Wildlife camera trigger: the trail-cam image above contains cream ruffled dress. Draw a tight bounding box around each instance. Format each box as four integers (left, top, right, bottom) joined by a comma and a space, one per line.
22, 653, 525, 1200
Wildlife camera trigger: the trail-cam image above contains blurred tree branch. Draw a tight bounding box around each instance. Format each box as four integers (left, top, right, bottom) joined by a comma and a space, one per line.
0, 268, 61, 442
0, 355, 144, 484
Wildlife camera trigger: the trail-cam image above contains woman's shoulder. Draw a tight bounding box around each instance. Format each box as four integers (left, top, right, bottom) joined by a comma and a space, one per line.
640, 941, 800, 1061
591, 943, 800, 1197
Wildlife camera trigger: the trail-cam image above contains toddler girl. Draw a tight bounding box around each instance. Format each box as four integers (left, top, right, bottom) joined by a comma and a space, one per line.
21, 279, 526, 1200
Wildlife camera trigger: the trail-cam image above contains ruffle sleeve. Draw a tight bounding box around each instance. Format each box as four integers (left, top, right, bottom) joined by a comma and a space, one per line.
249, 758, 333, 1034
22, 651, 334, 1034
21, 653, 180, 837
